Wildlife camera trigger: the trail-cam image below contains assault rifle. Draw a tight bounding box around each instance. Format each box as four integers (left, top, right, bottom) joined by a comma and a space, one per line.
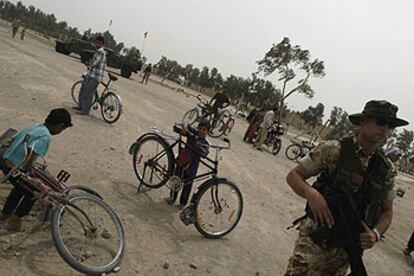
307, 183, 368, 276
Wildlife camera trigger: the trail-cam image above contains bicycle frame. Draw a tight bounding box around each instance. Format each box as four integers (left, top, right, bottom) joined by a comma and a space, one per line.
142, 127, 229, 185
0, 137, 100, 230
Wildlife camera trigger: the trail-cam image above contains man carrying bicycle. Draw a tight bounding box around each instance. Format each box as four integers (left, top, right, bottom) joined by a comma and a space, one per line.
209, 91, 230, 120
0, 108, 72, 232
166, 120, 210, 207
74, 36, 107, 115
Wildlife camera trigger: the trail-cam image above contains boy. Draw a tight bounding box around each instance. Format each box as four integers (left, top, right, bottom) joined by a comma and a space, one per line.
0, 108, 72, 231
166, 120, 210, 207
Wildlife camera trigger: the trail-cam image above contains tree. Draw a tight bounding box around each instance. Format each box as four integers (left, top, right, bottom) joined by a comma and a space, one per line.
300, 103, 325, 128
395, 129, 414, 156
384, 130, 398, 150
257, 37, 326, 118
326, 106, 357, 139
123, 46, 141, 63
155, 56, 182, 84
198, 66, 210, 91
222, 75, 250, 102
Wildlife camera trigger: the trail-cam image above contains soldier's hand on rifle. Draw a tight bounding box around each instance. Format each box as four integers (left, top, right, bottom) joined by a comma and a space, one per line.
306, 188, 334, 228
360, 222, 377, 249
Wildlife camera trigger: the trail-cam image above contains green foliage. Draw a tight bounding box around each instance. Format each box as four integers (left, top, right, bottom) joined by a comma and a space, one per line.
395, 129, 414, 156
121, 46, 141, 63
0, 0, 82, 40
257, 37, 326, 112
300, 103, 325, 127
326, 106, 357, 139
0, 1, 134, 55
156, 56, 183, 83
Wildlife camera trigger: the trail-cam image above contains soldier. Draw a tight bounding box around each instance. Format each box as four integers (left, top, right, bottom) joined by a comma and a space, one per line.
284, 100, 408, 275
141, 63, 152, 84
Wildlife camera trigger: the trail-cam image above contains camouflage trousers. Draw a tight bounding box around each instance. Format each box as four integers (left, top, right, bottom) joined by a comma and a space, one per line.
284, 218, 349, 276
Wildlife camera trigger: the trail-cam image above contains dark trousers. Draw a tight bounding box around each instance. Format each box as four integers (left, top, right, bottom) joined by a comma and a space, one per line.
2, 167, 35, 217
141, 73, 150, 84
79, 77, 99, 114
244, 122, 258, 143
169, 166, 194, 206
407, 231, 414, 252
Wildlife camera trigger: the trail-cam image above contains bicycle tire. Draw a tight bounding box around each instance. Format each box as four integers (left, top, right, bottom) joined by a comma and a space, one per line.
51, 193, 125, 276
285, 144, 302, 161
182, 108, 199, 125
132, 134, 174, 189
71, 79, 97, 106
209, 119, 226, 138
100, 91, 122, 124
193, 179, 243, 239
272, 139, 282, 155
71, 80, 83, 105
224, 119, 235, 136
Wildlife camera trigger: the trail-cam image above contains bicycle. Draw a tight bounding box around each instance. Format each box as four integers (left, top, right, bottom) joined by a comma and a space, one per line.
285, 139, 315, 161
128, 124, 243, 239
71, 72, 123, 124
0, 135, 125, 275
182, 95, 232, 138
209, 109, 236, 138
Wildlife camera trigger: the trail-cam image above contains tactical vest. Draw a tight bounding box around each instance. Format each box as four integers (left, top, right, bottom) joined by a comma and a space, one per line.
315, 137, 392, 228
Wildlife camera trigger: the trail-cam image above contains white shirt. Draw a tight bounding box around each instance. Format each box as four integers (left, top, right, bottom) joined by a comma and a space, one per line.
260, 111, 275, 128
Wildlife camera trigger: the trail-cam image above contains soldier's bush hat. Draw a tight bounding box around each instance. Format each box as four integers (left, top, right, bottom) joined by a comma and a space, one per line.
348, 100, 408, 127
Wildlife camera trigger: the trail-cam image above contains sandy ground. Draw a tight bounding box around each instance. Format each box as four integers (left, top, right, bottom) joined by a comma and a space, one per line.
0, 22, 413, 276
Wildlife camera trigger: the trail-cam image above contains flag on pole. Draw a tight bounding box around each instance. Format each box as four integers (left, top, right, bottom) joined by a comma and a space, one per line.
109, 19, 113, 27
144, 31, 149, 38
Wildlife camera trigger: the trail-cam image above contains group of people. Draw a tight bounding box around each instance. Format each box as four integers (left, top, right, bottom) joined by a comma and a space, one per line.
243, 106, 279, 150
2, 30, 414, 274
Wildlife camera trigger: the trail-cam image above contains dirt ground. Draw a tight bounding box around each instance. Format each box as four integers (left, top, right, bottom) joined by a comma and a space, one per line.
0, 22, 413, 276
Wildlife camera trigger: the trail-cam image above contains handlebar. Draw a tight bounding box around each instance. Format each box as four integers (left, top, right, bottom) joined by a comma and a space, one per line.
209, 137, 231, 150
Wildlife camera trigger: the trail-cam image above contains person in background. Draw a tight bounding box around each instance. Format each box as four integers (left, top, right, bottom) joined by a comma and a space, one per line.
254, 106, 278, 150
74, 36, 107, 115
141, 63, 152, 84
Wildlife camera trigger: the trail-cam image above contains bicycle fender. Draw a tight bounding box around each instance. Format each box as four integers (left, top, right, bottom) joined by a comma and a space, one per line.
63, 185, 103, 199
190, 177, 228, 204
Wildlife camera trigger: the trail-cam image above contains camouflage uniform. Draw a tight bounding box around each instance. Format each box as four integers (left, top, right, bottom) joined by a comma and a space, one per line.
285, 137, 396, 276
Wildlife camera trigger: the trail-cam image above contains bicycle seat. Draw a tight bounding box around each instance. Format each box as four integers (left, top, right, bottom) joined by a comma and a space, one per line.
108, 73, 118, 81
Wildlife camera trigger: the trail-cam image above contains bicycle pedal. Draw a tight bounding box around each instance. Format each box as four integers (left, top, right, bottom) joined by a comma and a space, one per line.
57, 170, 71, 182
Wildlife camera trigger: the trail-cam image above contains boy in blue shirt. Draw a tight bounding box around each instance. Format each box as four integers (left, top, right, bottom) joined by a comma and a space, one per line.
1, 108, 72, 232
166, 120, 210, 207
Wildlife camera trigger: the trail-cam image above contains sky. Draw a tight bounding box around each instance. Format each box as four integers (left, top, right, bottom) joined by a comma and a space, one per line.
11, 0, 414, 128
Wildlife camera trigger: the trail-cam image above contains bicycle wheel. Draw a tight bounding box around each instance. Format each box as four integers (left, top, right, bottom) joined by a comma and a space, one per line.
272, 139, 282, 155
224, 119, 235, 136
100, 91, 122, 124
71, 80, 83, 105
132, 134, 174, 189
182, 108, 199, 125
51, 193, 125, 276
193, 179, 243, 239
209, 119, 226, 138
285, 144, 302, 161
71, 79, 96, 105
